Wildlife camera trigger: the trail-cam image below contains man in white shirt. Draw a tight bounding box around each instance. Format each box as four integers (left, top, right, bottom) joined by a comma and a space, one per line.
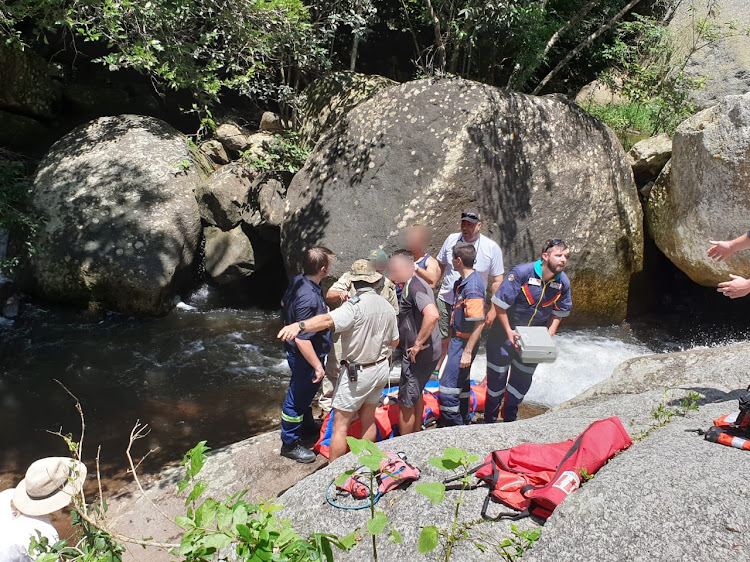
436, 209, 505, 369
1, 457, 87, 561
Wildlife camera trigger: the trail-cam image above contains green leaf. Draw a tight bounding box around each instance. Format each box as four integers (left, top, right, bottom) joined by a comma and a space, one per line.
366, 511, 387, 535
415, 482, 445, 505
175, 516, 196, 529
186, 481, 208, 505
429, 457, 461, 470
216, 504, 232, 531
200, 532, 231, 551
337, 531, 358, 550
195, 498, 218, 527
389, 527, 402, 544
362, 440, 386, 459
443, 447, 466, 463
346, 437, 368, 455
360, 455, 382, 471
418, 526, 439, 553
466, 454, 480, 464
334, 468, 356, 487
232, 504, 249, 527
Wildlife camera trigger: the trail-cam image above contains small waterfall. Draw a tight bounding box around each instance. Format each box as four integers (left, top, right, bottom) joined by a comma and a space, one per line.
469, 326, 652, 407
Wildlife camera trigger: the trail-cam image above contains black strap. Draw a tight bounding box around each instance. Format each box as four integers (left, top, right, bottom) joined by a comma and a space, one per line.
481, 495, 531, 521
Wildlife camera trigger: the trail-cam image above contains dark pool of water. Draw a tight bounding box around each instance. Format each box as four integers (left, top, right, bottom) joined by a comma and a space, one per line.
0, 287, 291, 490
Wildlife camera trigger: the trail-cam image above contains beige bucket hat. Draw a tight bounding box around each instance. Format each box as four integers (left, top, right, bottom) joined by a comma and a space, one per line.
12, 457, 87, 516
349, 259, 382, 284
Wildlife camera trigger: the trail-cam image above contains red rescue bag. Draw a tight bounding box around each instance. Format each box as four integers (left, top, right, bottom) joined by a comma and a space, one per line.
474, 417, 632, 520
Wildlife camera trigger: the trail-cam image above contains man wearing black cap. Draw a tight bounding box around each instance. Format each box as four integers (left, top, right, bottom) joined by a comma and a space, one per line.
435, 209, 505, 369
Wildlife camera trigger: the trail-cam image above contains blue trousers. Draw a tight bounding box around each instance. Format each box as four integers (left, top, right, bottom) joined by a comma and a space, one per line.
281, 350, 324, 445
485, 323, 538, 422
439, 336, 477, 426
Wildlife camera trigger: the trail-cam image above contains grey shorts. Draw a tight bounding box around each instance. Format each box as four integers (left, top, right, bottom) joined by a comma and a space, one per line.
332, 361, 390, 412
436, 297, 453, 340
399, 357, 438, 408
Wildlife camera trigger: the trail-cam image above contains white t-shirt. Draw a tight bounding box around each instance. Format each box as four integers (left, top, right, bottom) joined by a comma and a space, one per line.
0, 488, 59, 562
436, 233, 504, 303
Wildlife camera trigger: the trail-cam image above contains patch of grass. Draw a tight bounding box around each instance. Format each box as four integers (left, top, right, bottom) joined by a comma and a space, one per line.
586, 102, 659, 150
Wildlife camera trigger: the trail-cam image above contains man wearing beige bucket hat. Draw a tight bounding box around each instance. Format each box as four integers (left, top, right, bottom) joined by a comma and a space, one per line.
1, 456, 86, 560
278, 259, 399, 461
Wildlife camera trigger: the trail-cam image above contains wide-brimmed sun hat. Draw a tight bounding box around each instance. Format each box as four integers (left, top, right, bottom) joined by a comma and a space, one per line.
12, 457, 87, 516
349, 258, 382, 284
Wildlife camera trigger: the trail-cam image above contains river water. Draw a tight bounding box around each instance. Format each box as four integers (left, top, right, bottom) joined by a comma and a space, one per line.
0, 283, 741, 489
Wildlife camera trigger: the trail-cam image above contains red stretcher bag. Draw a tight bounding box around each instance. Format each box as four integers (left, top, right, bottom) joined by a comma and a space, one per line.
474, 417, 632, 520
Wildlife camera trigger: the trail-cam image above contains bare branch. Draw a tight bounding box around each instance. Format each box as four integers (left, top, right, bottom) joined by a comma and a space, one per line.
126, 420, 180, 527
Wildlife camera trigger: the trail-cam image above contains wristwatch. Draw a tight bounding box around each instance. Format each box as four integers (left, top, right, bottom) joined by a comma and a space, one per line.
298, 321, 306, 332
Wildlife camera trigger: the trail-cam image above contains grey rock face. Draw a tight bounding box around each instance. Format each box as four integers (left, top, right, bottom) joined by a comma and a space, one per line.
298, 71, 397, 148
28, 114, 202, 316
199, 139, 230, 165
215, 122, 250, 152
0, 45, 61, 119
283, 77, 643, 323
646, 92, 750, 287
196, 163, 255, 230
278, 342, 750, 562
260, 111, 283, 132
203, 224, 255, 284
627, 132, 672, 187
670, 0, 750, 110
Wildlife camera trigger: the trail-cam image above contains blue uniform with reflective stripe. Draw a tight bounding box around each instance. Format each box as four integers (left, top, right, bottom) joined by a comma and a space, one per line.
440, 271, 485, 426
485, 261, 572, 422
280, 274, 332, 445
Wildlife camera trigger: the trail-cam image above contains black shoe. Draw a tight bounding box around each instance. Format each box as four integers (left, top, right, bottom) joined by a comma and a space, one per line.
281, 442, 316, 464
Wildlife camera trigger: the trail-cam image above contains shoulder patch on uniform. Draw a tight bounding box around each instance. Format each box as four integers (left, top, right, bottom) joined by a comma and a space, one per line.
508, 273, 515, 282
349, 295, 361, 305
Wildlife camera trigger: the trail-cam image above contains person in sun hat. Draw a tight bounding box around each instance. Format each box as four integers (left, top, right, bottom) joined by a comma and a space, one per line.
1, 456, 87, 560
278, 259, 399, 461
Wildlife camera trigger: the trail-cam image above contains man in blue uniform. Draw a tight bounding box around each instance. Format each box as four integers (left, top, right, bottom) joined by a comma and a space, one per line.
484, 239, 572, 423
440, 242, 486, 426
279, 246, 335, 463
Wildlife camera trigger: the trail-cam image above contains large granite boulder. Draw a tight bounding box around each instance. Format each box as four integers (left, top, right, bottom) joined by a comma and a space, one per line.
282, 77, 643, 323
669, 0, 750, 110
196, 163, 255, 230
646, 92, 750, 287
28, 114, 203, 316
298, 71, 397, 148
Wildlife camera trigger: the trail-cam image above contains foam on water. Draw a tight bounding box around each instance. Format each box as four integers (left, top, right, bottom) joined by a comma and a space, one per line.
469, 327, 652, 407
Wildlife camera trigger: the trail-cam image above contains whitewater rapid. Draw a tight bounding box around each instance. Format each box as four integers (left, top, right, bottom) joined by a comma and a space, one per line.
466, 326, 652, 407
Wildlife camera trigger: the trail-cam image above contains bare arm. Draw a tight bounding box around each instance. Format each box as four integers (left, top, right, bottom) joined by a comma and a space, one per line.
407, 303, 439, 361
277, 313, 335, 341
415, 257, 441, 288
708, 233, 750, 261
325, 289, 349, 306
547, 315, 563, 336
489, 274, 504, 296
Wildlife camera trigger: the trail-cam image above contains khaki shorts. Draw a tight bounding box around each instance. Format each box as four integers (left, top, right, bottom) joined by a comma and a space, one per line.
332, 361, 390, 412
436, 297, 453, 340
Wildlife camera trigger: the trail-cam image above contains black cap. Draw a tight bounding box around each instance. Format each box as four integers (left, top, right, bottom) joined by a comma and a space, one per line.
461, 209, 481, 224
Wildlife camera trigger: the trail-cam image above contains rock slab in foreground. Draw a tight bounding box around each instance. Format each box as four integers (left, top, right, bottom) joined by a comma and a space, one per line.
278, 342, 750, 561
283, 77, 643, 323
647, 92, 750, 287
28, 114, 203, 316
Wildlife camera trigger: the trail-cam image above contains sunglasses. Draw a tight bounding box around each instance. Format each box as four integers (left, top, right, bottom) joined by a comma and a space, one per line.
461, 212, 479, 221
544, 239, 565, 253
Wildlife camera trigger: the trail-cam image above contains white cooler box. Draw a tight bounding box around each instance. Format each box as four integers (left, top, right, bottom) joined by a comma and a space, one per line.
516, 326, 558, 363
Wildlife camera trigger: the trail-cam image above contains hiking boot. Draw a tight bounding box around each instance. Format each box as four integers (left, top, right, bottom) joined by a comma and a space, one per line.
281, 442, 316, 464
